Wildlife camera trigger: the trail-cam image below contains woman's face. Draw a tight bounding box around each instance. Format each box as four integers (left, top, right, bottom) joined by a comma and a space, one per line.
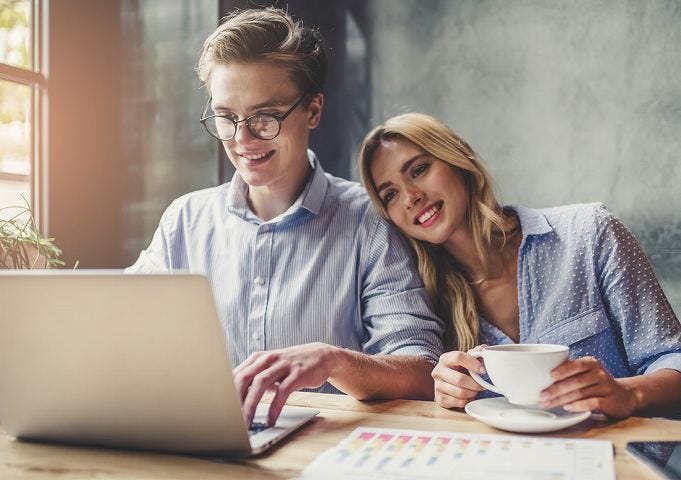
370, 138, 469, 245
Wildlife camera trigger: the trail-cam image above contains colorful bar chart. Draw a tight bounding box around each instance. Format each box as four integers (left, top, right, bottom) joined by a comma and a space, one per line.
300, 427, 615, 480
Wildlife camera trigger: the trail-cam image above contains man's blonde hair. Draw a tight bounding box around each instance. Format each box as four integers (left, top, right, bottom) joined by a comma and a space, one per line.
197, 7, 326, 95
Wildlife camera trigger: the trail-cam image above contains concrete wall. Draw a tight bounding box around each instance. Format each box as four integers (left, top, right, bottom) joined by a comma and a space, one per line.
367, 0, 681, 314
121, 0, 219, 263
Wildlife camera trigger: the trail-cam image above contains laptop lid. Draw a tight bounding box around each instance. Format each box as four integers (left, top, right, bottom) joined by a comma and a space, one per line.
0, 271, 317, 457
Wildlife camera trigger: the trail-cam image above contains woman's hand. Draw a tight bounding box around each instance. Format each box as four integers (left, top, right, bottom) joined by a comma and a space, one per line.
432, 345, 487, 409
538, 356, 638, 419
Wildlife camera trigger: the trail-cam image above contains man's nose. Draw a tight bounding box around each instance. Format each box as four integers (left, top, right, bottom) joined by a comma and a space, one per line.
232, 121, 257, 144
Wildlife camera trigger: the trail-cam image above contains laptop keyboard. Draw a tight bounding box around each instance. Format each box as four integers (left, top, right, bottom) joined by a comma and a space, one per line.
248, 421, 270, 436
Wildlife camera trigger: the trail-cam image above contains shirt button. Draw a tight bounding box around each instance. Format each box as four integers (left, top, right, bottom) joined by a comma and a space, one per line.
254, 276, 265, 285
252, 332, 260, 341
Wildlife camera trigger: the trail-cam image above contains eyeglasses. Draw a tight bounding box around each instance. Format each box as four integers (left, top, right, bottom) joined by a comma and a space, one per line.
200, 95, 307, 141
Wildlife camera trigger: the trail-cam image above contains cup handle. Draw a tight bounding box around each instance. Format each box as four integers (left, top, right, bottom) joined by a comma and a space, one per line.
468, 351, 502, 394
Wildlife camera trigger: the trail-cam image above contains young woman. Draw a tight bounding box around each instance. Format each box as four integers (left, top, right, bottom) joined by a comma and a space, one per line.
358, 113, 681, 418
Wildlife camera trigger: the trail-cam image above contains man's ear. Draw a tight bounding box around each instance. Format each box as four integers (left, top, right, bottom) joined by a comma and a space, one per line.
307, 93, 324, 129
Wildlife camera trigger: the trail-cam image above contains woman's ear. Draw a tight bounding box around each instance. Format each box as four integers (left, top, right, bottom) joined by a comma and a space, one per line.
307, 93, 324, 129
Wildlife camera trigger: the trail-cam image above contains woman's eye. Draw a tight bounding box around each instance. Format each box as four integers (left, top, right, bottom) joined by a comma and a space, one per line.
412, 164, 429, 177
383, 191, 396, 204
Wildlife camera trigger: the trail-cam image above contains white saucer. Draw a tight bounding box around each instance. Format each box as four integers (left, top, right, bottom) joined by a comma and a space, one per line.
464, 397, 591, 433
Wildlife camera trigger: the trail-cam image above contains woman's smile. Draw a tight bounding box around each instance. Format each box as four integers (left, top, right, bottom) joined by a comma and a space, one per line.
415, 201, 444, 226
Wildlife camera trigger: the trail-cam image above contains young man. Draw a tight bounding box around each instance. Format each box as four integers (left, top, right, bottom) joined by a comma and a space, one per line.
127, 8, 443, 427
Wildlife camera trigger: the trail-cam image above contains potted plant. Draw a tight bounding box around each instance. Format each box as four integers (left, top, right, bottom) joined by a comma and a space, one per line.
0, 196, 65, 269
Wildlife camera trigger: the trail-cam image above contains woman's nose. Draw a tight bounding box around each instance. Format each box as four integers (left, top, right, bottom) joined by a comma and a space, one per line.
404, 186, 424, 209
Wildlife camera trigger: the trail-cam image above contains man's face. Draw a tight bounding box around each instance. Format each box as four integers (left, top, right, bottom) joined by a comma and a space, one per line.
209, 61, 323, 192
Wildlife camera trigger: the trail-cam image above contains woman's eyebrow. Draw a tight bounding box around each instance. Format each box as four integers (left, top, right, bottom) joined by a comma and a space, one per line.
376, 153, 429, 193
376, 180, 392, 194
399, 153, 429, 174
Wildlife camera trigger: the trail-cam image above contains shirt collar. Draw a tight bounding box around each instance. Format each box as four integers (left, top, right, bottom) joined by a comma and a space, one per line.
300, 150, 327, 215
226, 149, 328, 221
507, 205, 553, 237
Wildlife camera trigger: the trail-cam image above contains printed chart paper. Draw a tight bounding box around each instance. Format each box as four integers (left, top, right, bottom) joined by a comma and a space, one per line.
299, 427, 615, 480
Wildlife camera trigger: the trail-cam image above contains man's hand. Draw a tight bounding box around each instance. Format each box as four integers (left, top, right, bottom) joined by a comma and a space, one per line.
539, 356, 637, 418
233, 342, 339, 427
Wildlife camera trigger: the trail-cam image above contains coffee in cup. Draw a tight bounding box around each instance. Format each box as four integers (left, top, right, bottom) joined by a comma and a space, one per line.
469, 344, 569, 406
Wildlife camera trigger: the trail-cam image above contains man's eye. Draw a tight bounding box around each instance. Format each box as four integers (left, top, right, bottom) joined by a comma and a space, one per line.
215, 116, 235, 127
219, 113, 237, 122
412, 164, 429, 177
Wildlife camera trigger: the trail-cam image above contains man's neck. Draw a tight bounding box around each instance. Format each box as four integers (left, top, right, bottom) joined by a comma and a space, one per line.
247, 163, 313, 221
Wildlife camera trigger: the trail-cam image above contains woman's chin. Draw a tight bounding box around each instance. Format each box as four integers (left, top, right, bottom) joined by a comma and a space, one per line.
407, 229, 450, 245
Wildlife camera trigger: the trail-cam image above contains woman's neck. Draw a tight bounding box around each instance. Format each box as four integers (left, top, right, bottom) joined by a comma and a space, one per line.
442, 214, 521, 284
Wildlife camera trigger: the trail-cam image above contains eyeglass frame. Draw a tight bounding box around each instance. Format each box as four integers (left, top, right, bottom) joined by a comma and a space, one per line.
199, 94, 308, 141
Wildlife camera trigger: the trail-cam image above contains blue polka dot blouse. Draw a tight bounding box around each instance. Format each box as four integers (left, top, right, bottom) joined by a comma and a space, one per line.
478, 203, 681, 379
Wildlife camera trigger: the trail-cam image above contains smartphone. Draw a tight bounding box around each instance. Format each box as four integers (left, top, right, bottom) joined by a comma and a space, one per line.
626, 441, 681, 480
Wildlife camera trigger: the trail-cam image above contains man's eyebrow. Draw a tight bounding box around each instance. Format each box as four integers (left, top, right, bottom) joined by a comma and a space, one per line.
375, 153, 429, 194
212, 98, 290, 112
250, 99, 289, 110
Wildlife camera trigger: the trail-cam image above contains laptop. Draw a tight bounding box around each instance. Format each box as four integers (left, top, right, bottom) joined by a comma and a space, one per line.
0, 271, 318, 456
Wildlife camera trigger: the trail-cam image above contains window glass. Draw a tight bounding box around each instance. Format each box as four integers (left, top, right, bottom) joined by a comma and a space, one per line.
0, 79, 31, 216
0, 0, 31, 70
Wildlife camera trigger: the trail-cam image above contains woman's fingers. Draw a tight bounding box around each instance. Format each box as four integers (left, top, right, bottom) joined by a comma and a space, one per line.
437, 350, 485, 374
434, 369, 484, 395
432, 356, 486, 410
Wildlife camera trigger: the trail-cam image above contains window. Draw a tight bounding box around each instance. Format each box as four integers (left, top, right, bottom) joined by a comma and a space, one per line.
0, 0, 46, 224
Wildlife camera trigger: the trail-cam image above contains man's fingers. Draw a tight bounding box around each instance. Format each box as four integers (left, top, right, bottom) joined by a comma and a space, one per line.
233, 350, 266, 376
265, 376, 301, 426
234, 352, 280, 401
241, 363, 289, 426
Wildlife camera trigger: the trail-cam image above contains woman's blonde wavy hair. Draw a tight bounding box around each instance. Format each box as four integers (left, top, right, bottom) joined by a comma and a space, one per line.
358, 113, 518, 351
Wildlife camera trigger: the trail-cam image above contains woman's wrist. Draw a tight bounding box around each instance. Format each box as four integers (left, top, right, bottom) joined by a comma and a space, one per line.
617, 377, 643, 416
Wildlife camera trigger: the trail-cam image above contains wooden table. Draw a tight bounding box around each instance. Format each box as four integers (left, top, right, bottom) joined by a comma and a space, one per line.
1, 392, 680, 479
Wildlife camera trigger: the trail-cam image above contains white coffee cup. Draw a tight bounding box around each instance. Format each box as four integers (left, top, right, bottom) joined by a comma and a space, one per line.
469, 344, 569, 406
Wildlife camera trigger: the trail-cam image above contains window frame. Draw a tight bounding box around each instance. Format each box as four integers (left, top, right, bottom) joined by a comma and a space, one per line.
0, 0, 49, 230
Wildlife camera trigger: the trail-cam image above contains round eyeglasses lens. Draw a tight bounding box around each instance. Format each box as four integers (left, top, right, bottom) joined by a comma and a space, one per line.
247, 115, 280, 140
203, 116, 236, 140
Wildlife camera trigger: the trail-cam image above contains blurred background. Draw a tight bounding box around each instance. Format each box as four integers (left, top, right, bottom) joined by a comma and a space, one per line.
0, 0, 679, 314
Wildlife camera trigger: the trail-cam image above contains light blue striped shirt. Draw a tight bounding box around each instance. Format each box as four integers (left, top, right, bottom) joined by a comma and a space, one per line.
479, 203, 681, 382
127, 151, 444, 393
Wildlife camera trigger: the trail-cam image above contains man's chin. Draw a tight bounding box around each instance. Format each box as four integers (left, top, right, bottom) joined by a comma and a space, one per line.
237, 170, 274, 188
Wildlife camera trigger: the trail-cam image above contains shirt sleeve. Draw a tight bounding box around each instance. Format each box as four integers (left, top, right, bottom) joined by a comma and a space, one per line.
593, 204, 681, 376
358, 209, 445, 365
125, 202, 178, 273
